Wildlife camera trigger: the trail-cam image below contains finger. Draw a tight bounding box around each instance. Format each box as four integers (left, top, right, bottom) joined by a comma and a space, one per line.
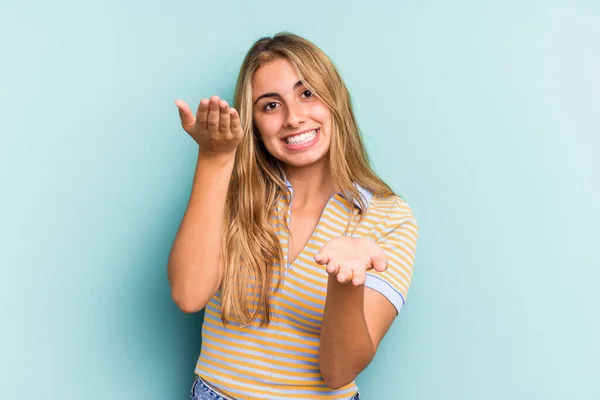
372, 250, 388, 272
352, 268, 366, 286
314, 253, 330, 265
326, 261, 339, 275
174, 100, 196, 133
195, 98, 209, 130
207, 96, 220, 134
229, 107, 242, 137
336, 267, 353, 284
219, 100, 231, 134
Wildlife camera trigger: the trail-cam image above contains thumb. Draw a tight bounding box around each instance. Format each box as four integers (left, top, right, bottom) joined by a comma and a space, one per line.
175, 100, 195, 133
371, 250, 388, 272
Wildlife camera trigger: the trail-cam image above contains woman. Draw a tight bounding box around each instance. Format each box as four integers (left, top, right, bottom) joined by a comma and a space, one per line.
169, 32, 419, 400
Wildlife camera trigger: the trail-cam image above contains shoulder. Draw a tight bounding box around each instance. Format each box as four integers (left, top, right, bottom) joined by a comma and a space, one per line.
368, 194, 418, 227
351, 190, 418, 246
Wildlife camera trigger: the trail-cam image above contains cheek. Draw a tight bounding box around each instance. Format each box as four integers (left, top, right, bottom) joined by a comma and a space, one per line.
255, 116, 282, 141
313, 104, 332, 127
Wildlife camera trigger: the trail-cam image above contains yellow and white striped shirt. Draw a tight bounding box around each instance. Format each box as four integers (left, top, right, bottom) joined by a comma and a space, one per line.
195, 181, 419, 399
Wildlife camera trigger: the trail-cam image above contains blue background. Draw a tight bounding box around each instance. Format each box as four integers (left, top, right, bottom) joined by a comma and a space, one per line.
1, 1, 598, 399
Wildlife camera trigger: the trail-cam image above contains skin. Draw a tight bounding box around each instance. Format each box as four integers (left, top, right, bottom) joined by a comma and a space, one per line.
173, 57, 397, 390
169, 95, 244, 314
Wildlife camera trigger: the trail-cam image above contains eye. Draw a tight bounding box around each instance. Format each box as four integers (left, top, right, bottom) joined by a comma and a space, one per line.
301, 89, 314, 98
263, 101, 278, 112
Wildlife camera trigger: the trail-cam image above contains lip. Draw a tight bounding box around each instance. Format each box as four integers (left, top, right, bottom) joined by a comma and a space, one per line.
280, 128, 320, 141
282, 128, 320, 150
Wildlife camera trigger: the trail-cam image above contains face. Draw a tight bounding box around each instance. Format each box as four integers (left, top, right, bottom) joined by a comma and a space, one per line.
251, 58, 332, 169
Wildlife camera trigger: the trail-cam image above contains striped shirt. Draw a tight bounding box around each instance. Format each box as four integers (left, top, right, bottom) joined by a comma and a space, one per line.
195, 180, 419, 399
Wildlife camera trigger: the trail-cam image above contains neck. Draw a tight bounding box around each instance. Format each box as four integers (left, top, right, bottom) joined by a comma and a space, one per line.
284, 159, 335, 208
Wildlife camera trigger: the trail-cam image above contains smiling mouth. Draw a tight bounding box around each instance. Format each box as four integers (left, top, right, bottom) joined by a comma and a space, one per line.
282, 128, 319, 145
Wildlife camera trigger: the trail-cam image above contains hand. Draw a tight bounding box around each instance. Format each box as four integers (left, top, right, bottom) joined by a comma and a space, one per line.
175, 96, 244, 157
314, 237, 388, 286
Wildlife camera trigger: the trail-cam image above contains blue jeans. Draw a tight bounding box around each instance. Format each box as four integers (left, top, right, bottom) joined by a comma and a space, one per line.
190, 375, 230, 400
190, 375, 360, 399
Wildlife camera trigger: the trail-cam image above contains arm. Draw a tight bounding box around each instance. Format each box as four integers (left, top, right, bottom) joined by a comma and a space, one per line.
319, 274, 396, 389
167, 151, 234, 313
168, 96, 243, 313
317, 208, 418, 388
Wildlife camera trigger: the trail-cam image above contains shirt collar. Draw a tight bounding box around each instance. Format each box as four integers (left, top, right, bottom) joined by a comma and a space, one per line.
284, 178, 373, 211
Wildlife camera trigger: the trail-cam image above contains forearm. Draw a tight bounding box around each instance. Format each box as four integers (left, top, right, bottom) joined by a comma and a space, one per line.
319, 275, 375, 389
167, 150, 235, 313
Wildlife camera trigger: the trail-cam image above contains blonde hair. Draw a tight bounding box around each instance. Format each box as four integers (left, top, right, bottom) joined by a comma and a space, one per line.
220, 32, 396, 326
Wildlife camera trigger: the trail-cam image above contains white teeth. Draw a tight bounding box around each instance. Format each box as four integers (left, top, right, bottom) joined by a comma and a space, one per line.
285, 129, 317, 145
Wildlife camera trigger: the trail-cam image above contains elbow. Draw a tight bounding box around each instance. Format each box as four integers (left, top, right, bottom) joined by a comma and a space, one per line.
324, 379, 345, 391
168, 265, 218, 314
176, 300, 204, 314
320, 364, 355, 390
320, 351, 373, 390
171, 290, 208, 314
321, 371, 352, 391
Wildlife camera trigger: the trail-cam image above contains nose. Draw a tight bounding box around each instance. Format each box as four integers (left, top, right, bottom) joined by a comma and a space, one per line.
284, 101, 305, 129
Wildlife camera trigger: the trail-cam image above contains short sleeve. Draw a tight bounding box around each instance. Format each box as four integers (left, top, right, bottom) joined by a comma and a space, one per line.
364, 197, 419, 314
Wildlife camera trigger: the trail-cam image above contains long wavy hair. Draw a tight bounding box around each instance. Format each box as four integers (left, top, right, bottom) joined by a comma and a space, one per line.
220, 32, 396, 326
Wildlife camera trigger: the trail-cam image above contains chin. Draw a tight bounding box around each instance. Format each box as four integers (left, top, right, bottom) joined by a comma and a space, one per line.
281, 151, 329, 169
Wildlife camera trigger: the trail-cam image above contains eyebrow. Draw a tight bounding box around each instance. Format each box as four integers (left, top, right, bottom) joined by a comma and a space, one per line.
253, 80, 305, 105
